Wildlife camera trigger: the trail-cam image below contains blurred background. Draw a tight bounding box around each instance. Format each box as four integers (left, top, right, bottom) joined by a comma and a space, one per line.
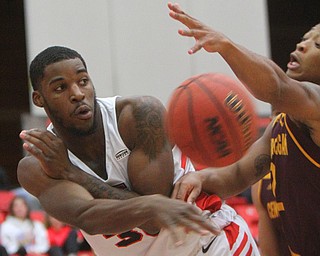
0, 0, 319, 187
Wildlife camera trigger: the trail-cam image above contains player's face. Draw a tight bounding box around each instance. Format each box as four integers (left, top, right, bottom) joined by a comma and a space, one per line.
286, 24, 320, 84
33, 58, 98, 136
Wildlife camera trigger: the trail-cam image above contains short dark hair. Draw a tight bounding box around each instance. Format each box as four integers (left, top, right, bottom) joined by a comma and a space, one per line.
29, 46, 87, 90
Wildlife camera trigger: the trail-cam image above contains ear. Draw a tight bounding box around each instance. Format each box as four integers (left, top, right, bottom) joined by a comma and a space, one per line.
32, 91, 44, 107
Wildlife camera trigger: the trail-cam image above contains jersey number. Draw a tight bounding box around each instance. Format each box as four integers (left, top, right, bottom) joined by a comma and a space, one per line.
104, 230, 143, 247
270, 162, 285, 213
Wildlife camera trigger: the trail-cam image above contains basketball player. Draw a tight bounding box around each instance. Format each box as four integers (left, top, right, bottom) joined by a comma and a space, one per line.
18, 46, 259, 255
168, 2, 320, 255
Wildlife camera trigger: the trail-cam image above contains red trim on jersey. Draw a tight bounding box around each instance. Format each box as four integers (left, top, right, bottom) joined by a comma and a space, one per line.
195, 192, 222, 212
224, 222, 253, 256
245, 244, 253, 256
233, 232, 248, 256
180, 154, 187, 170
224, 222, 240, 250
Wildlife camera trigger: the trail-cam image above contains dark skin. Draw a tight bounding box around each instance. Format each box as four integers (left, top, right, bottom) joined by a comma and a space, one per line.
18, 58, 218, 241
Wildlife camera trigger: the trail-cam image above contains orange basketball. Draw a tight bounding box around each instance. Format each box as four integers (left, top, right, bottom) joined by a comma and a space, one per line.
166, 73, 258, 167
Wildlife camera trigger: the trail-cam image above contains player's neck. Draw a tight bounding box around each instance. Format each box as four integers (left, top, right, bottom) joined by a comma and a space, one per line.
54, 105, 104, 153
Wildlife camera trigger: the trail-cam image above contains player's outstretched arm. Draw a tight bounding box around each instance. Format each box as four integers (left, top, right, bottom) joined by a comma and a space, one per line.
168, 2, 320, 121
19, 128, 164, 234
173, 122, 273, 201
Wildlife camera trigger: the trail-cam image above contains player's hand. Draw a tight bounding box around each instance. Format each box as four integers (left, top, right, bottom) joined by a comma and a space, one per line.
171, 172, 203, 204
150, 194, 220, 245
19, 129, 72, 179
168, 2, 227, 55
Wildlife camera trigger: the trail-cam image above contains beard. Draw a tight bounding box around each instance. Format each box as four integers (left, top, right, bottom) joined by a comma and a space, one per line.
43, 96, 99, 137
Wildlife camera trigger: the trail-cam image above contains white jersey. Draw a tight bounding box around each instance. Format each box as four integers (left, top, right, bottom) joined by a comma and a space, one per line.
48, 96, 259, 256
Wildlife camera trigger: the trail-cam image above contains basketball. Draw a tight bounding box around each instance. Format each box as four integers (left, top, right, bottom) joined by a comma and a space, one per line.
166, 73, 258, 167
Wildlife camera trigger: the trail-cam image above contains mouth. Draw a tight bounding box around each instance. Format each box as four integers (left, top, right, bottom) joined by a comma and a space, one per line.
73, 104, 93, 120
287, 53, 300, 70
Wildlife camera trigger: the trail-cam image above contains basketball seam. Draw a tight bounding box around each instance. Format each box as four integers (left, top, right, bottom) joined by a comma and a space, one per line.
185, 84, 214, 165
189, 74, 228, 164
196, 74, 242, 159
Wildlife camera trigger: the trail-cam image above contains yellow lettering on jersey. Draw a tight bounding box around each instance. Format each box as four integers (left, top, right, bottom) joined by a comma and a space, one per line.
267, 201, 280, 218
269, 163, 285, 213
271, 133, 288, 158
276, 202, 284, 212
270, 162, 276, 196
267, 201, 284, 218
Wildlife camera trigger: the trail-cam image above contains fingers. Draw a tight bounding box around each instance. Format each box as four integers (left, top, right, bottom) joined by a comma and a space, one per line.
168, 2, 208, 55
168, 2, 198, 28
166, 226, 187, 246
171, 182, 189, 201
186, 187, 201, 204
174, 212, 220, 238
167, 2, 184, 14
172, 181, 200, 204
168, 2, 188, 25
19, 129, 60, 158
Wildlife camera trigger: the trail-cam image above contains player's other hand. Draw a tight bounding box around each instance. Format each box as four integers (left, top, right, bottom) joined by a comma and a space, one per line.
150, 194, 220, 245
171, 172, 202, 204
168, 2, 227, 55
20, 129, 71, 179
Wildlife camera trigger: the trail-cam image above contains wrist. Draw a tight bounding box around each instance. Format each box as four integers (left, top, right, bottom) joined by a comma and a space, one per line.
64, 164, 81, 181
143, 194, 161, 215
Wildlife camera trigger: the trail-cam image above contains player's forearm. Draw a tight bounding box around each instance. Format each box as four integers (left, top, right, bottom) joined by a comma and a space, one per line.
220, 40, 286, 104
65, 165, 138, 200
196, 166, 245, 199
200, 141, 271, 199
81, 197, 157, 235
64, 165, 161, 233
41, 190, 157, 235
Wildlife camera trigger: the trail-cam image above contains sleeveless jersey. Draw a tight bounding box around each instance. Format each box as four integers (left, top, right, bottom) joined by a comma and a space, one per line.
258, 173, 290, 255
270, 113, 320, 255
48, 96, 259, 255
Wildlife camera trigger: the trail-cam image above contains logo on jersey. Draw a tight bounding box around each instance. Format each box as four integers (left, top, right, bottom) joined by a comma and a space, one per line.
271, 133, 288, 158
225, 91, 253, 151
115, 149, 130, 161
202, 236, 217, 253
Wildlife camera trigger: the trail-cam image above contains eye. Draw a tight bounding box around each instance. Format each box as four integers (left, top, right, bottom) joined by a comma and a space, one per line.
315, 42, 320, 49
79, 78, 89, 86
54, 84, 66, 92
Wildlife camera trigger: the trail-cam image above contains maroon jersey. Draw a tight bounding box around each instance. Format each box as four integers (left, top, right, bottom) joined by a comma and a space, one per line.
259, 173, 291, 255
270, 113, 320, 255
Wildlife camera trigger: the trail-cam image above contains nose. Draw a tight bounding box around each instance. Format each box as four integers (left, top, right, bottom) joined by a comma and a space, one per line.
296, 40, 307, 53
70, 84, 85, 102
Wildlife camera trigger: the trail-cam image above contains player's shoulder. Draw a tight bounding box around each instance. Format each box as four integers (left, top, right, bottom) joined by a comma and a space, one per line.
116, 95, 165, 122
116, 96, 167, 148
116, 95, 164, 110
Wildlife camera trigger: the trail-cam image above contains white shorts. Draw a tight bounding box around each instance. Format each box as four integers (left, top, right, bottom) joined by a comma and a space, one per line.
196, 204, 260, 255
145, 204, 260, 256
